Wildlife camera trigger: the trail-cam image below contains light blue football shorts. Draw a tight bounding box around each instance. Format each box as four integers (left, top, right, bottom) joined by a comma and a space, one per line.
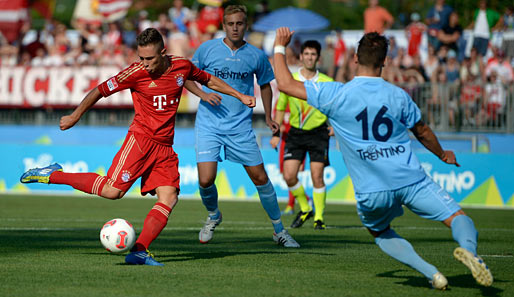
355, 175, 461, 232
195, 128, 264, 166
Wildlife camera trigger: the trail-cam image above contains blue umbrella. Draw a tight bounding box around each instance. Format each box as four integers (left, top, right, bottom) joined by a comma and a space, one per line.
252, 7, 329, 32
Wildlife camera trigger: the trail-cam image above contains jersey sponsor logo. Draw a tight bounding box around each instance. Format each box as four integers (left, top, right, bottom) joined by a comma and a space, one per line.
153, 94, 179, 110
357, 144, 406, 161
148, 81, 157, 88
153, 95, 167, 110
121, 170, 131, 182
107, 77, 118, 91
214, 67, 249, 80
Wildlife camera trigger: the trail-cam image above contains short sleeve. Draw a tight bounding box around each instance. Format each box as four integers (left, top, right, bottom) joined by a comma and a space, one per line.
98, 64, 138, 97
305, 80, 342, 116
401, 91, 422, 128
187, 60, 211, 85
276, 92, 289, 111
191, 44, 204, 69
255, 51, 274, 86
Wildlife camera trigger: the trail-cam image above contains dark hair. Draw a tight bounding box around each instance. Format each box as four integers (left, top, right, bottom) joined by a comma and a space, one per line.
136, 28, 164, 51
357, 32, 388, 69
224, 5, 247, 21
301, 40, 321, 56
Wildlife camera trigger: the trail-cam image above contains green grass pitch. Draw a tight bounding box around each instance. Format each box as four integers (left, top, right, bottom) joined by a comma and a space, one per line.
1, 194, 513, 297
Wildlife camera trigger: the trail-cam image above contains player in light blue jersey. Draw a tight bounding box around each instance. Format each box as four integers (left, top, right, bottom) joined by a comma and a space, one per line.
273, 28, 493, 289
184, 5, 299, 248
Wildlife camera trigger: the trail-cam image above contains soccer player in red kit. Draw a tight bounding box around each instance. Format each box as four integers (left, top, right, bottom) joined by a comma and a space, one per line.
20, 28, 256, 266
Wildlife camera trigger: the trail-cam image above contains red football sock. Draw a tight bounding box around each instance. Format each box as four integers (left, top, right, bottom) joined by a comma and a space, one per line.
133, 203, 171, 252
287, 191, 295, 208
50, 171, 107, 195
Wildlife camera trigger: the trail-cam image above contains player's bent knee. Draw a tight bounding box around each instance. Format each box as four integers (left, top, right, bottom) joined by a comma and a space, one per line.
443, 209, 467, 227
101, 185, 125, 200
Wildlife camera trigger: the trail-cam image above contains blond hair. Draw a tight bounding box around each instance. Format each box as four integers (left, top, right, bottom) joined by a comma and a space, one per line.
223, 5, 247, 22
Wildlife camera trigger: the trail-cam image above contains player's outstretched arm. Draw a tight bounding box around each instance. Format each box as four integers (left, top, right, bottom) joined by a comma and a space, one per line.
184, 80, 222, 106
205, 76, 256, 108
410, 121, 460, 167
60, 87, 103, 131
273, 27, 307, 100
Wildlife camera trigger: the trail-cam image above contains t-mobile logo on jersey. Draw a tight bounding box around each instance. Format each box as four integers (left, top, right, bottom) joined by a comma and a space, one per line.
153, 95, 167, 110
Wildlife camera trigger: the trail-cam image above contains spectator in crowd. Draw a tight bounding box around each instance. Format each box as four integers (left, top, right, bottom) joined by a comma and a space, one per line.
337, 47, 357, 82
24, 30, 46, 59
386, 35, 398, 60
363, 0, 394, 34
410, 54, 429, 81
485, 50, 514, 83
460, 71, 482, 127
195, 4, 224, 35
168, 0, 194, 34
480, 71, 507, 126
382, 54, 404, 84
137, 10, 153, 33
103, 22, 123, 48
496, 6, 514, 57
333, 30, 346, 77
394, 47, 413, 69
468, 0, 501, 57
437, 12, 462, 54
424, 44, 440, 80
425, 0, 453, 50
428, 66, 448, 126
445, 50, 460, 83
437, 45, 449, 64
461, 47, 485, 82
406, 13, 426, 57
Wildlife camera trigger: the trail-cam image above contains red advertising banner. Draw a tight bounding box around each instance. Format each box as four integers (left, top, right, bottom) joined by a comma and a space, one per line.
0, 66, 277, 113
0, 66, 132, 108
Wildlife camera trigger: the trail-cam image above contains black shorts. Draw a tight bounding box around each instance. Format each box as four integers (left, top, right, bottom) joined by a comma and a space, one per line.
283, 124, 330, 166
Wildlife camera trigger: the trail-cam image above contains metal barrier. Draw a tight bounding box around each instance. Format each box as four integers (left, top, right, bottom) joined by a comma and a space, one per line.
402, 81, 514, 133
0, 82, 513, 133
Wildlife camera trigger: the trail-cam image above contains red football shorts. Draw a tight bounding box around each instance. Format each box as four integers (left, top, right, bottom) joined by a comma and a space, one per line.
106, 132, 180, 196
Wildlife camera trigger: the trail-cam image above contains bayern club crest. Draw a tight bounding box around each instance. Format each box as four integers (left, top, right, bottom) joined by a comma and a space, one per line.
121, 170, 131, 182
175, 74, 184, 87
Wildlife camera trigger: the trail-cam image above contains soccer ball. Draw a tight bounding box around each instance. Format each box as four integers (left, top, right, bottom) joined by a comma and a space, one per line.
99, 218, 136, 253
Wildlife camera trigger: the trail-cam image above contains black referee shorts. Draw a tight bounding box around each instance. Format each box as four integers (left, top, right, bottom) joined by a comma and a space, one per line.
283, 124, 330, 166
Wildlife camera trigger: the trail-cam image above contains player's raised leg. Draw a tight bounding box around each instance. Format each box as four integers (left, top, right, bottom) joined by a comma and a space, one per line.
245, 164, 299, 248
126, 186, 178, 266
197, 161, 223, 243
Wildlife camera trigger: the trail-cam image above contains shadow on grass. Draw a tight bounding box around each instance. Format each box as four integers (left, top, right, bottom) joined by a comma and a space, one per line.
446, 274, 504, 296
377, 269, 504, 296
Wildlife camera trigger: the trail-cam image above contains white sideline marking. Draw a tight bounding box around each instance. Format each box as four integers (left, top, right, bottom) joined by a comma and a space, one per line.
481, 255, 513, 258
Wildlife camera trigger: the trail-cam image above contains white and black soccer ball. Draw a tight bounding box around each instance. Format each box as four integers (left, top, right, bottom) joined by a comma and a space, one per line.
99, 218, 136, 253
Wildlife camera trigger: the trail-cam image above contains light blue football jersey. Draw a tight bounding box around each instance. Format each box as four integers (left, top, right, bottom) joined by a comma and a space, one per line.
192, 38, 275, 134
305, 76, 426, 193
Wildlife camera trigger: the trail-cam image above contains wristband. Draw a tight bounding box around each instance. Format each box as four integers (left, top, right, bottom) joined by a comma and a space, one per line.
272, 130, 280, 137
274, 45, 286, 55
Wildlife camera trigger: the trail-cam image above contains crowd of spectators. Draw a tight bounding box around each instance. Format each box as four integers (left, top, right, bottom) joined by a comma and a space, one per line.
323, 0, 514, 129
0, 0, 513, 130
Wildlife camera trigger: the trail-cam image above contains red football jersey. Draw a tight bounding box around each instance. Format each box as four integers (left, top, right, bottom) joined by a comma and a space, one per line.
98, 55, 211, 145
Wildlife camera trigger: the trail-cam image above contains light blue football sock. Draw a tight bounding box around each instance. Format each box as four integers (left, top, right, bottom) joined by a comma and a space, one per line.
256, 180, 284, 234
375, 229, 439, 279
451, 215, 478, 255
199, 184, 220, 220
